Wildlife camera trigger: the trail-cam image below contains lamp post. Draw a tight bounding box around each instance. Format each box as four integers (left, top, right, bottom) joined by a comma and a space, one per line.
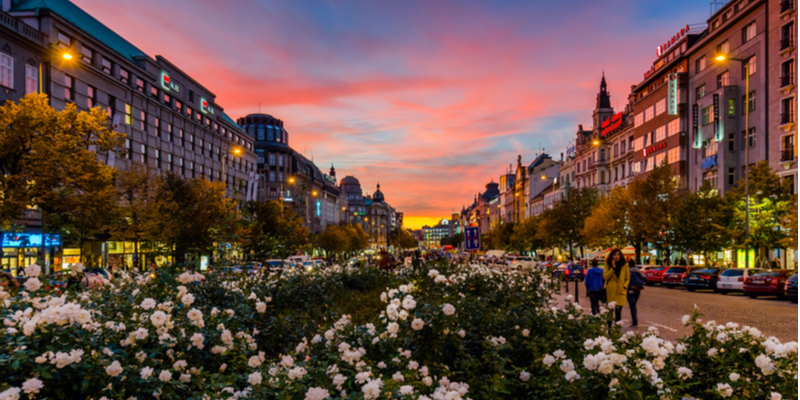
591, 139, 613, 198
221, 147, 242, 195
715, 54, 750, 268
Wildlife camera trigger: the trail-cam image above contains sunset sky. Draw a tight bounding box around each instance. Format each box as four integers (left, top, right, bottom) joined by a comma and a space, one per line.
75, 0, 707, 229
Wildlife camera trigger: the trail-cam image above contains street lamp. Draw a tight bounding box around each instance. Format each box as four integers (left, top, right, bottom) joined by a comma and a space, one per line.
62, 52, 73, 60
592, 138, 613, 195
221, 147, 241, 189
715, 53, 751, 269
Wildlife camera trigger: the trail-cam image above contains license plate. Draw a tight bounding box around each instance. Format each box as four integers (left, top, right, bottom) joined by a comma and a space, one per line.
752, 280, 764, 284
647, 273, 653, 276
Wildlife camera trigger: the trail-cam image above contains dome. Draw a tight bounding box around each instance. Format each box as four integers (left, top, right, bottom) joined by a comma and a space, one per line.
373, 183, 385, 203
340, 176, 360, 185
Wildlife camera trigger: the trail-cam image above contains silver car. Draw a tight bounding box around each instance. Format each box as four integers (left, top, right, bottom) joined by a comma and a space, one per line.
717, 268, 763, 294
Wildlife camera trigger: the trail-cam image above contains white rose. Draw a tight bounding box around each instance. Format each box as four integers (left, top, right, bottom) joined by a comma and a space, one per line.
140, 366, 154, 380
543, 355, 556, 367
387, 322, 399, 334
248, 356, 262, 368
565, 370, 580, 382
519, 371, 531, 381
248, 372, 262, 385
717, 383, 733, 398
22, 378, 43, 394
24, 278, 41, 292
771, 393, 782, 400
158, 370, 172, 382
677, 367, 692, 379
729, 372, 739, 382
149, 311, 167, 327
442, 304, 456, 316
140, 298, 156, 310
181, 294, 195, 306
24, 264, 41, 278
256, 302, 267, 313
411, 318, 424, 331
522, 329, 530, 337
105, 361, 123, 377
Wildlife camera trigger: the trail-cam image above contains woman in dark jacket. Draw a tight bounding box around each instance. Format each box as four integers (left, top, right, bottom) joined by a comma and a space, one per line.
627, 259, 646, 327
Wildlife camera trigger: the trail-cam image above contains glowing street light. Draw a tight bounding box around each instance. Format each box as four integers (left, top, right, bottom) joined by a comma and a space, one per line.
62, 52, 73, 60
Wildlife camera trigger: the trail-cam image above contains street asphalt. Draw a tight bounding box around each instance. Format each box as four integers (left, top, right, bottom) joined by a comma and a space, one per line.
554, 282, 798, 343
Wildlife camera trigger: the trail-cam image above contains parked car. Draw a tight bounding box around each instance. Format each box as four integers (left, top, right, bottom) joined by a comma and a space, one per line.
85, 267, 112, 281
682, 268, 723, 292
743, 269, 793, 299
786, 274, 797, 303
661, 267, 697, 289
553, 263, 585, 281
643, 266, 669, 285
716, 268, 763, 294
511, 256, 535, 271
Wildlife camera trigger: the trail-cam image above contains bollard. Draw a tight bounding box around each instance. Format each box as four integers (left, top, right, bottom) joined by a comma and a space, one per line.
575, 279, 579, 298
565, 275, 569, 293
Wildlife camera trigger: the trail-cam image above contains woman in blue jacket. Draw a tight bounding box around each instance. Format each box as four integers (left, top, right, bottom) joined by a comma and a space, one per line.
584, 259, 605, 315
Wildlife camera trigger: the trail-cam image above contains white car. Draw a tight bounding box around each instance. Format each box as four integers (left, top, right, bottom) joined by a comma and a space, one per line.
717, 268, 763, 294
510, 256, 535, 271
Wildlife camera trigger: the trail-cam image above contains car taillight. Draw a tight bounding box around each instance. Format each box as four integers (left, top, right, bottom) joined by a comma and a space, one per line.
681, 274, 687, 279
702, 275, 709, 279
770, 277, 778, 285
565, 270, 571, 275
738, 277, 744, 282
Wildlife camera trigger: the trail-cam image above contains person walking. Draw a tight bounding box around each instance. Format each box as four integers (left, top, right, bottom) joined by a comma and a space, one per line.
627, 259, 645, 327
584, 259, 604, 315
603, 248, 630, 327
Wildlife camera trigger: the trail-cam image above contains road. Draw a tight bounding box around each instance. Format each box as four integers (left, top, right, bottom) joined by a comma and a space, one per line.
554, 282, 798, 343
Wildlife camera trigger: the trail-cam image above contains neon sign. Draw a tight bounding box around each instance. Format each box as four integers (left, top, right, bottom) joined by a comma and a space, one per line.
656, 25, 689, 57
160, 72, 179, 92
2, 233, 61, 248
642, 142, 667, 157
601, 112, 624, 136
667, 73, 678, 115
200, 98, 214, 114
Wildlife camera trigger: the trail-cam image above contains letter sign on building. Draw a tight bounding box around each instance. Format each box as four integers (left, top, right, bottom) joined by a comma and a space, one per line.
161, 72, 179, 92
200, 98, 215, 114
667, 73, 678, 115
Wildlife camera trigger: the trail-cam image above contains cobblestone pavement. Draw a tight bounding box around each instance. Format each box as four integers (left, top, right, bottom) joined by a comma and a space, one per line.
554, 281, 798, 342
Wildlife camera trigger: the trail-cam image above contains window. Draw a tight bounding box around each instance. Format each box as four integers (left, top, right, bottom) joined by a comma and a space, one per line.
717, 71, 729, 89
702, 105, 713, 125
667, 119, 680, 137
269, 154, 275, 165
124, 104, 132, 125
728, 168, 735, 185
742, 128, 756, 149
154, 117, 161, 137
57, 31, 72, 48
782, 98, 795, 124
166, 154, 173, 171
258, 127, 265, 140
80, 46, 93, 63
655, 125, 666, 142
187, 108, 193, 118
0, 53, 14, 89
140, 111, 147, 131
742, 21, 756, 43
668, 147, 680, 164
150, 85, 158, 99
154, 149, 160, 167
634, 113, 644, 127
163, 93, 171, 106
728, 133, 735, 152
695, 56, 706, 73
781, 134, 795, 160
176, 100, 183, 112
25, 64, 38, 94
702, 140, 718, 157
278, 155, 284, 167
134, 78, 144, 93
741, 91, 755, 112
703, 170, 718, 188
124, 139, 131, 159
696, 84, 706, 101
119, 68, 129, 84
141, 144, 147, 163
101, 57, 112, 75
179, 129, 184, 146
716, 40, 729, 56
744, 55, 756, 76
655, 98, 666, 115
620, 140, 626, 153
107, 95, 116, 121
64, 74, 74, 101
87, 85, 95, 108
269, 172, 275, 182
195, 112, 202, 123
644, 106, 654, 122
782, 60, 795, 87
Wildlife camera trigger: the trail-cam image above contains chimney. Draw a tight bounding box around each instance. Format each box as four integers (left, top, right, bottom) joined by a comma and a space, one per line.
2, 0, 10, 11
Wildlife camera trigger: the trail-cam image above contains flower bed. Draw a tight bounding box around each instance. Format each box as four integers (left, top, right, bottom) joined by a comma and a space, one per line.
0, 262, 796, 399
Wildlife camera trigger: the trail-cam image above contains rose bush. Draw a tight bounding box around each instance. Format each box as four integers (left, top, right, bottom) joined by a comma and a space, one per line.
0, 261, 796, 399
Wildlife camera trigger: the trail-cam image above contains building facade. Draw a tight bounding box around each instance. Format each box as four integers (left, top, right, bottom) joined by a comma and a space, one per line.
1, 0, 257, 272
768, 0, 797, 194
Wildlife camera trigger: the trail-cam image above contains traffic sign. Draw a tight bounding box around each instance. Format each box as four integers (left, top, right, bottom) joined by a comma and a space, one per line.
465, 227, 480, 251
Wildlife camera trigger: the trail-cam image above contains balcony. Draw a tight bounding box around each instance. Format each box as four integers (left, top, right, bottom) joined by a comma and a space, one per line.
781, 72, 795, 88
781, 112, 795, 125
780, 36, 794, 54
781, 148, 795, 162
781, 0, 794, 14
0, 10, 45, 46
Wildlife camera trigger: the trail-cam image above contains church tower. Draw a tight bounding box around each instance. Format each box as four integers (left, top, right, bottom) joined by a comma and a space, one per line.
592, 73, 615, 130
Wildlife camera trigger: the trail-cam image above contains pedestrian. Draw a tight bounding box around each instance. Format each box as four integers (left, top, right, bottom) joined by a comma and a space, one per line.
771, 258, 780, 269
584, 259, 604, 315
627, 259, 645, 327
603, 248, 630, 327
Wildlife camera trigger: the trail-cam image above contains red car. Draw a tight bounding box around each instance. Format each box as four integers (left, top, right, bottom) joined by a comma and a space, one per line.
643, 266, 669, 285
743, 269, 793, 299
661, 267, 698, 289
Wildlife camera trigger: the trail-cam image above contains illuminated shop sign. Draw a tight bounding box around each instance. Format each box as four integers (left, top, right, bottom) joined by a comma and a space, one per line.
656, 25, 689, 57
601, 112, 624, 136
200, 98, 215, 114
160, 72, 179, 92
2, 233, 61, 248
642, 142, 667, 157
667, 73, 678, 115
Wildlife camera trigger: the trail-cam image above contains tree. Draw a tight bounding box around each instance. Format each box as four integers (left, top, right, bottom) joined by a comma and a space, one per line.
110, 164, 159, 270
482, 221, 514, 250
779, 196, 798, 252
582, 186, 632, 250
149, 173, 234, 265
510, 216, 543, 254
672, 183, 732, 265
341, 223, 369, 257
558, 187, 599, 257
317, 225, 348, 259
0, 94, 124, 269
242, 200, 309, 262
724, 161, 794, 265
392, 228, 419, 250
626, 162, 682, 262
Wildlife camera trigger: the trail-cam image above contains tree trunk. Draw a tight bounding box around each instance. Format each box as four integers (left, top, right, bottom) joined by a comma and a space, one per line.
634, 241, 642, 264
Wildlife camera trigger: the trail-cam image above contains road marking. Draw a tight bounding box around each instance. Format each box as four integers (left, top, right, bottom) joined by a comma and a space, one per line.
646, 321, 678, 332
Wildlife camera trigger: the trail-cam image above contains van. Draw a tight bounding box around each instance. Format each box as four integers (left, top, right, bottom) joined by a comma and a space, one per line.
485, 250, 506, 259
